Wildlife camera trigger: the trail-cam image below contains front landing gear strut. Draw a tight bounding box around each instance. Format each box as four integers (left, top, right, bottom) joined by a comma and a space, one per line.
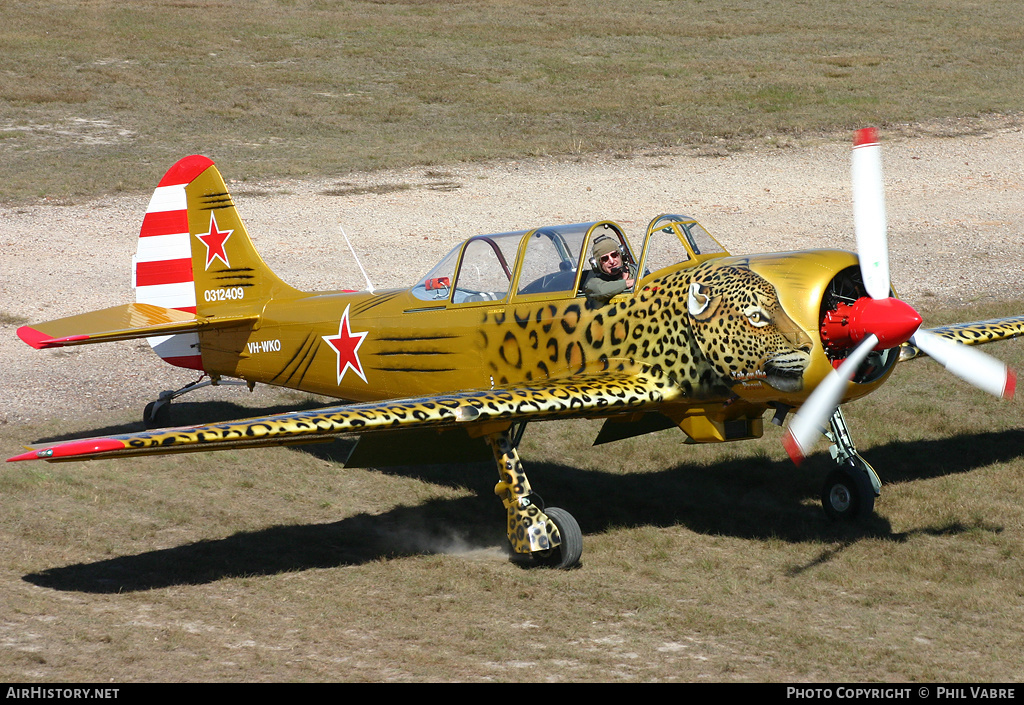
821, 407, 881, 522
487, 430, 582, 569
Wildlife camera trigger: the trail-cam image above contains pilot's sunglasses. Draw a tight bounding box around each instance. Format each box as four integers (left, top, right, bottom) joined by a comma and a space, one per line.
600, 252, 620, 263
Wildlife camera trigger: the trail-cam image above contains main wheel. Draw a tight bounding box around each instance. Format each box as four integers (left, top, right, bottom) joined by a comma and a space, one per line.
534, 507, 582, 570
821, 466, 875, 522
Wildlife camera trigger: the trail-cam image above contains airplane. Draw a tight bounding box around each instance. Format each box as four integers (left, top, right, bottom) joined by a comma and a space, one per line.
8, 128, 1024, 570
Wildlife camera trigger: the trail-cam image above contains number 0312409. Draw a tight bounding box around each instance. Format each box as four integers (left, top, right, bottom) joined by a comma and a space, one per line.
204, 287, 245, 302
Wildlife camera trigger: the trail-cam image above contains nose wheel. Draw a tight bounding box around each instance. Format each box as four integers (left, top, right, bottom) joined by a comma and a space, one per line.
820, 408, 880, 522
821, 465, 875, 521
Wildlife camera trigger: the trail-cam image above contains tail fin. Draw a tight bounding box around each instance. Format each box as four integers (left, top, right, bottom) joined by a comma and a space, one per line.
133, 156, 299, 370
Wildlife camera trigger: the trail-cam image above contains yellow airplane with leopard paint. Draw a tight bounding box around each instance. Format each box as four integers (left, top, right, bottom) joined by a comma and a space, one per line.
10, 129, 1023, 569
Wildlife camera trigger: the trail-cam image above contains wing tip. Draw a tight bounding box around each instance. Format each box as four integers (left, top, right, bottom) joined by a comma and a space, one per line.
16, 325, 52, 349
7, 449, 38, 462
6, 438, 128, 462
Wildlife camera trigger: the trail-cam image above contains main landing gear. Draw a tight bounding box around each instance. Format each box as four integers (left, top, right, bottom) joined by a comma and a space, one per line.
143, 374, 251, 429
487, 427, 582, 569
820, 408, 881, 522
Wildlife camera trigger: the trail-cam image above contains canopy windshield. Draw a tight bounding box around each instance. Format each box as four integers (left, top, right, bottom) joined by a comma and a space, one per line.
412, 230, 526, 303
410, 221, 635, 304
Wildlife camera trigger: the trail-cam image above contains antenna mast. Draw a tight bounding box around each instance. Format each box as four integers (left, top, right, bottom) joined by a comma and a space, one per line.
339, 224, 376, 293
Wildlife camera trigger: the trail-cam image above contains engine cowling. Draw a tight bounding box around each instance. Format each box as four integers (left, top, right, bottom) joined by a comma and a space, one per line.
684, 250, 901, 406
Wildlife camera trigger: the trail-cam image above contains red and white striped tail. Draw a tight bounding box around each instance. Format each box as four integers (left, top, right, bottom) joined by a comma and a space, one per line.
132, 156, 213, 371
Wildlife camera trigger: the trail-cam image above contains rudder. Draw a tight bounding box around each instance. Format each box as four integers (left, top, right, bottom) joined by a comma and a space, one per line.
133, 155, 298, 370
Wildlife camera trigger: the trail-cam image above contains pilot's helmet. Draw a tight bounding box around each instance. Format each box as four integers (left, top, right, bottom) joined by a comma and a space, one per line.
591, 235, 619, 261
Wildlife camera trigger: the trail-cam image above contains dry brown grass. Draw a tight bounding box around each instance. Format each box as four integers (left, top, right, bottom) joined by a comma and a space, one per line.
3, 0, 1024, 204
1, 302, 1022, 682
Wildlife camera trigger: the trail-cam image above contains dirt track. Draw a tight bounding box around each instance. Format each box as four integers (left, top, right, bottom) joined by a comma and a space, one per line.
3, 124, 1023, 425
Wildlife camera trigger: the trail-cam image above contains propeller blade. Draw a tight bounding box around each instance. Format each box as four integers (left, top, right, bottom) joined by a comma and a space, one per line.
912, 329, 1017, 399
784, 334, 879, 464
852, 127, 891, 300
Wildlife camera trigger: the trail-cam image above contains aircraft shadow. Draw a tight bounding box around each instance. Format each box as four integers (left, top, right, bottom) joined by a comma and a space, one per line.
23, 428, 1023, 593
30, 398, 346, 444
24, 494, 505, 594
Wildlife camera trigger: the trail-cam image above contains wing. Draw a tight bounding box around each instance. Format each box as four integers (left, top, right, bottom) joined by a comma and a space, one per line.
899, 315, 1024, 362
8, 373, 674, 463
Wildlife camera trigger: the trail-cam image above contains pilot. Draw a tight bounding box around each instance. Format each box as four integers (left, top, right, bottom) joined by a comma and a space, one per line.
584, 235, 636, 305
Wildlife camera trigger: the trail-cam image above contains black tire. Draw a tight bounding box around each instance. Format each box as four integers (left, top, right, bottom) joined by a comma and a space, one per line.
536, 507, 583, 570
143, 400, 171, 429
821, 466, 875, 522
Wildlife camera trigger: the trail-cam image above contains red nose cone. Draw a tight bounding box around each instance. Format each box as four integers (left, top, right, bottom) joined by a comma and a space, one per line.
821, 296, 922, 352
859, 297, 923, 349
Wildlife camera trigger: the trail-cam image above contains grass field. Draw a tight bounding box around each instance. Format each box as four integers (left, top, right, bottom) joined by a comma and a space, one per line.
2, 0, 1023, 204
2, 0, 1024, 684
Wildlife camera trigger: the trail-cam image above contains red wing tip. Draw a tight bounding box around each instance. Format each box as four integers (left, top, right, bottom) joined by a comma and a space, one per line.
853, 127, 879, 148
7, 438, 128, 462
17, 325, 51, 349
7, 450, 39, 462
16, 326, 90, 349
782, 431, 806, 466
1004, 369, 1017, 400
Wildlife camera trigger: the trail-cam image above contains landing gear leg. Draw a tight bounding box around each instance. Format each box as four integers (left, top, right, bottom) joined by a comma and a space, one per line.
820, 408, 880, 522
487, 429, 582, 569
143, 375, 251, 429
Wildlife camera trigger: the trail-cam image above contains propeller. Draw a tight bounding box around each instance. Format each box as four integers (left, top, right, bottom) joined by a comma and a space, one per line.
782, 334, 878, 464
912, 329, 1016, 399
852, 127, 891, 300
783, 128, 1016, 464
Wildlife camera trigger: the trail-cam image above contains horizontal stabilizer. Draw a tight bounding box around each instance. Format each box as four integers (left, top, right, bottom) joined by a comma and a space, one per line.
17, 303, 257, 349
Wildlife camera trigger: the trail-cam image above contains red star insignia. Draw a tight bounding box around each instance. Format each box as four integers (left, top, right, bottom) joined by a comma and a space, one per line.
322, 305, 369, 384
195, 214, 233, 269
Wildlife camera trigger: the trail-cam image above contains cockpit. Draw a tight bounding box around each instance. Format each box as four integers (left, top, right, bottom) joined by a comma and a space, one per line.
638, 214, 725, 275
410, 215, 727, 305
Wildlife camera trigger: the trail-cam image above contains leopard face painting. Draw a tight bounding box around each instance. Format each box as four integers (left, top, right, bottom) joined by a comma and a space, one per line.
476, 266, 734, 402
686, 262, 813, 392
